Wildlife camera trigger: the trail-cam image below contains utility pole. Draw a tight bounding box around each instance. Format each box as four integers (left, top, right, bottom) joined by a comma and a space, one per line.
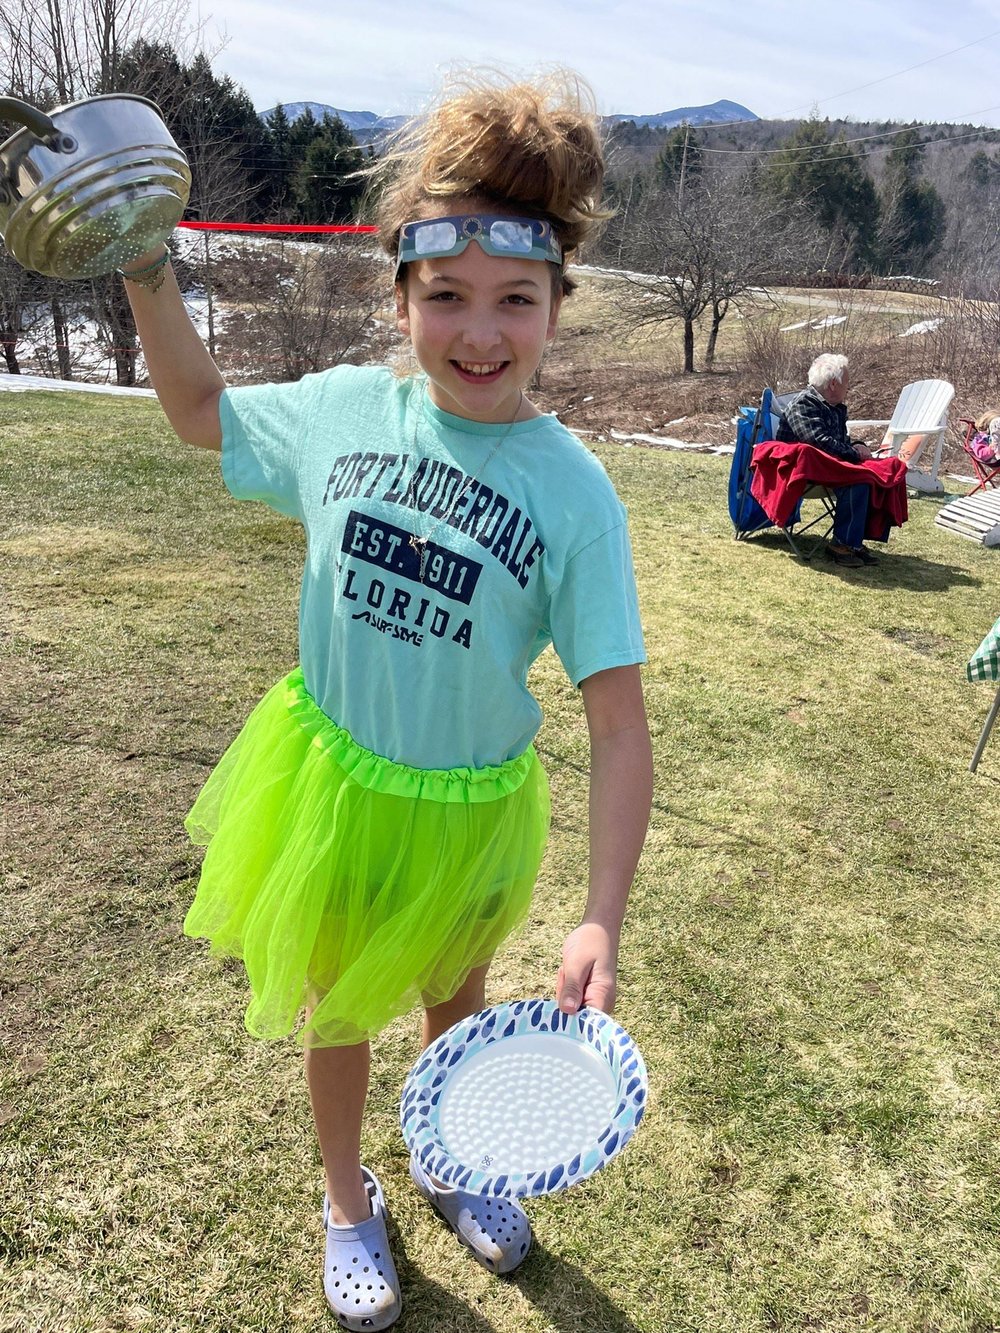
678, 123, 690, 206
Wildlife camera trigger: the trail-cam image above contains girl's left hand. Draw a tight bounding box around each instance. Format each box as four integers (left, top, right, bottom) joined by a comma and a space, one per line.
555, 921, 619, 1016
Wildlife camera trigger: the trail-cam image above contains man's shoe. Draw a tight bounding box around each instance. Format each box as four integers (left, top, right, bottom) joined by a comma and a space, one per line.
826, 544, 863, 568
853, 546, 879, 565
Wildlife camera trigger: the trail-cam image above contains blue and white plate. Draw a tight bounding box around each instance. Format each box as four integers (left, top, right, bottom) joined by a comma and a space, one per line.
400, 998, 647, 1199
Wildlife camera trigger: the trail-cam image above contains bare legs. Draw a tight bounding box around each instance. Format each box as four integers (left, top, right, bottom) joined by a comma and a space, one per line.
422, 961, 490, 1048
305, 1038, 371, 1224
305, 960, 492, 1224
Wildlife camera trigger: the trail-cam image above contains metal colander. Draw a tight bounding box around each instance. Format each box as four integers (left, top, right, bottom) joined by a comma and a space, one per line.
0, 94, 191, 280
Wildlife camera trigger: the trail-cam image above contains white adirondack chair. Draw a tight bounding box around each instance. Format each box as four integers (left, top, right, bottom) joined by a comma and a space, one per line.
849, 378, 955, 494
935, 488, 1000, 548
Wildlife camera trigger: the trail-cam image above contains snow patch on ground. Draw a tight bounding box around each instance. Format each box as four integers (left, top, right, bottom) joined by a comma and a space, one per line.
0, 373, 155, 397
606, 428, 734, 455
899, 318, 944, 338
780, 314, 848, 332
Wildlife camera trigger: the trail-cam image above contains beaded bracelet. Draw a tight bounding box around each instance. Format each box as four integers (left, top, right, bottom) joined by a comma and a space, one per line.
118, 245, 172, 292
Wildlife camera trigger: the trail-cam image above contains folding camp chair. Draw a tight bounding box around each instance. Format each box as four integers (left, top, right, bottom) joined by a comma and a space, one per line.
728, 386, 835, 559
958, 418, 1000, 495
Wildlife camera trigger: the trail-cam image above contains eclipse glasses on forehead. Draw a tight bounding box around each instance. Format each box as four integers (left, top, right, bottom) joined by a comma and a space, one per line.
395, 214, 563, 278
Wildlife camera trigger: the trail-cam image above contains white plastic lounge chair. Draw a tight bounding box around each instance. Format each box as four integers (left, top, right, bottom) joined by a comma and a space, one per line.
848, 378, 955, 494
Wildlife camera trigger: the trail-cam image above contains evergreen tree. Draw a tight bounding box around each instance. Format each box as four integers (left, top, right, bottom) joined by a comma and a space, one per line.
767, 117, 880, 270
877, 128, 946, 272
289, 107, 321, 159
260, 103, 295, 217
292, 113, 366, 223
964, 149, 1000, 194
117, 40, 271, 220
655, 124, 702, 193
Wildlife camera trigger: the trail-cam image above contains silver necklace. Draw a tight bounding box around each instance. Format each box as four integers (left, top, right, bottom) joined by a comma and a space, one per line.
405, 383, 524, 582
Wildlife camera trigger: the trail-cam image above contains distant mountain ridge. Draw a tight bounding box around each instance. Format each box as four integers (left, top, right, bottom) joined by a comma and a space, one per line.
261, 98, 758, 137
606, 99, 757, 128
261, 102, 407, 138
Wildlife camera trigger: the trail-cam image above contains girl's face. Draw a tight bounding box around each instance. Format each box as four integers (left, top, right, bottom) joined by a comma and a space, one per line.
395, 240, 562, 424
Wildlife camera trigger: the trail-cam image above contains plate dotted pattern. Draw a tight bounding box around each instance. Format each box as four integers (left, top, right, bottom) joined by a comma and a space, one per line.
400, 998, 647, 1199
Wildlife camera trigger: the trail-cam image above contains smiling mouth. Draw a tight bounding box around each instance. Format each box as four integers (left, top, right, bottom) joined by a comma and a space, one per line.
452, 360, 508, 379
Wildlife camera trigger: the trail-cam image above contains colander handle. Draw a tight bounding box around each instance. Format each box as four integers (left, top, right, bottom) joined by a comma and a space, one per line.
0, 97, 77, 153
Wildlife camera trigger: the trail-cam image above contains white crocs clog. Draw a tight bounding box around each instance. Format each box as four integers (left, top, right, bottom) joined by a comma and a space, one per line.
409, 1151, 531, 1275
323, 1168, 401, 1330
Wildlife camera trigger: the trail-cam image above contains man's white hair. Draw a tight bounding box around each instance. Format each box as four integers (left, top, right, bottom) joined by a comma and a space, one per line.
808, 353, 848, 391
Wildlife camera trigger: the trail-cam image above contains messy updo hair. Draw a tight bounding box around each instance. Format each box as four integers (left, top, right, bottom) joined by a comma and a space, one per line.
373, 68, 609, 296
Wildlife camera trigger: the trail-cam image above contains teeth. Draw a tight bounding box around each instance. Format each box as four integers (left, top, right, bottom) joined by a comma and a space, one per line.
457, 362, 503, 375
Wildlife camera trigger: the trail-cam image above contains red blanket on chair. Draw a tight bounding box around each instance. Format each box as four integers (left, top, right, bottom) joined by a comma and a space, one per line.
750, 442, 909, 540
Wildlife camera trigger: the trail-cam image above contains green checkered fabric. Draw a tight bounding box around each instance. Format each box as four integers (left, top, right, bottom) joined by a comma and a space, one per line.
968, 615, 1000, 682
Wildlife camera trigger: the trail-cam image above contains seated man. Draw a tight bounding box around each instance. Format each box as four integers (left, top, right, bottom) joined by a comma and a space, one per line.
775, 352, 878, 567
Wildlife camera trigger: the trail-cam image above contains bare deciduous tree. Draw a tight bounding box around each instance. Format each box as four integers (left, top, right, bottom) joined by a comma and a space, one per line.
607, 164, 822, 373
0, 256, 42, 373
0, 0, 194, 103
0, 1, 241, 385
221, 238, 391, 384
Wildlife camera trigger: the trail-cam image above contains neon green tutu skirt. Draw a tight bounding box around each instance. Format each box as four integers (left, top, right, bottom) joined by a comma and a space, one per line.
183, 668, 550, 1047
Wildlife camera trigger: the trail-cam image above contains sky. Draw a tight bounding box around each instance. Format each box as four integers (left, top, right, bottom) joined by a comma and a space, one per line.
188, 0, 1000, 128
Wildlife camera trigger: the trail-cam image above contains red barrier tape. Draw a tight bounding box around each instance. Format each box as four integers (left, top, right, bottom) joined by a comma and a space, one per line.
176, 220, 378, 234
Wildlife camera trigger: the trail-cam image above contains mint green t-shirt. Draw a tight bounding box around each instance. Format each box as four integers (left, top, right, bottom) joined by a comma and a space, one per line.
220, 365, 645, 770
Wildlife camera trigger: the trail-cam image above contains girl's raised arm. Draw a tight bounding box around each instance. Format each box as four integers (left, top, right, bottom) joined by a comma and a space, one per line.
121, 244, 225, 451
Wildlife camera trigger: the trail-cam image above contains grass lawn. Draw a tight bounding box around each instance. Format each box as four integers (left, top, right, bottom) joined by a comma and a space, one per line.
2, 390, 1000, 1333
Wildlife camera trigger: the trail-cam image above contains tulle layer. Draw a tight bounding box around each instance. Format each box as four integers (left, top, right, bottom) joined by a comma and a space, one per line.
183, 669, 550, 1046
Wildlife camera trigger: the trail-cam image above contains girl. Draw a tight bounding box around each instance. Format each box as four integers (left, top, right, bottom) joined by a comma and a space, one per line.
969, 409, 1000, 465
119, 70, 652, 1330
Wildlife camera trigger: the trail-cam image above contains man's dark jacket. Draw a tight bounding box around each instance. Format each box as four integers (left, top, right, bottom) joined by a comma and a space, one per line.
775, 385, 860, 462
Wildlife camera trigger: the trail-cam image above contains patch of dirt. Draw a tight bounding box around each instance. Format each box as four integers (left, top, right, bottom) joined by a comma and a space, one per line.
532, 335, 975, 474
882, 627, 956, 655
533, 350, 741, 448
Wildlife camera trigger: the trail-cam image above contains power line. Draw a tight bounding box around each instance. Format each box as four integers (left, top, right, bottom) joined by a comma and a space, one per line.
773, 26, 1000, 118
763, 125, 999, 166
693, 105, 1000, 156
